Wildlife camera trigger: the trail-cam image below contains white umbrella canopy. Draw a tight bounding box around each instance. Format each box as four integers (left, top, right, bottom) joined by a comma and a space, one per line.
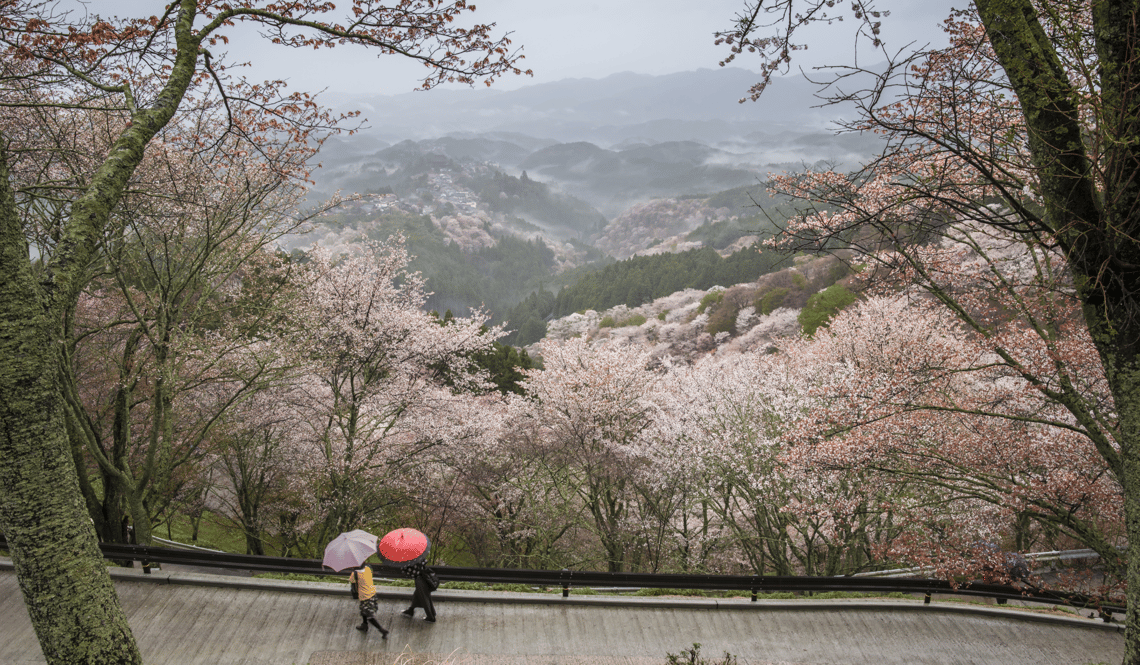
322, 530, 379, 572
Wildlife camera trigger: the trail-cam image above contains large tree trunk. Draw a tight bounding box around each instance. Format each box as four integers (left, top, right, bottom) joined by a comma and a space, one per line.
0, 149, 141, 663
975, 1, 1140, 662
0, 8, 195, 657
1122, 402, 1140, 664
1086, 254, 1140, 665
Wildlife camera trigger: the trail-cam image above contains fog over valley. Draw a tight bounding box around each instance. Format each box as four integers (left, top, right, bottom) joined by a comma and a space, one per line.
289, 66, 883, 344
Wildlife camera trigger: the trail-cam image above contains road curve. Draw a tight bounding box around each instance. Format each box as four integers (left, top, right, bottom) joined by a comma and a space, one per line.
0, 566, 1124, 665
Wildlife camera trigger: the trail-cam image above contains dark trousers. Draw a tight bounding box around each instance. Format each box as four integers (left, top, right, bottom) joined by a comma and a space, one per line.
409, 575, 436, 620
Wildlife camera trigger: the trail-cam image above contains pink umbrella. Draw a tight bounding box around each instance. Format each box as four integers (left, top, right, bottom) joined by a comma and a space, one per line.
377, 527, 431, 567
322, 529, 378, 572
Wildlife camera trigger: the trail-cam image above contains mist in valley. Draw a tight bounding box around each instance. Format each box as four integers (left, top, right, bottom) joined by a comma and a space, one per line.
289, 65, 884, 349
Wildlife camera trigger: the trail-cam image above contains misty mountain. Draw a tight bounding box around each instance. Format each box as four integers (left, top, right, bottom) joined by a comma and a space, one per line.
310, 130, 869, 220
308, 68, 886, 218
519, 140, 761, 217
326, 67, 854, 146
307, 141, 607, 241
288, 68, 894, 353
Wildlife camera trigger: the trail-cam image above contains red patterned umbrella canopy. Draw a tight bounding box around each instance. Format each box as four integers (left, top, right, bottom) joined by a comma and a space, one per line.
377, 527, 431, 567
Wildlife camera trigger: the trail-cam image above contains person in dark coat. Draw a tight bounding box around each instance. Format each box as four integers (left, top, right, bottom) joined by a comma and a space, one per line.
400, 561, 438, 622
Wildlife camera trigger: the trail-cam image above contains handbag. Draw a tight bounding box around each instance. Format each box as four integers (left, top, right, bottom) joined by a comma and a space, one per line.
423, 568, 440, 592
350, 577, 359, 599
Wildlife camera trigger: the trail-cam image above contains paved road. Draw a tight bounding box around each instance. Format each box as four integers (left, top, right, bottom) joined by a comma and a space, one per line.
0, 566, 1124, 665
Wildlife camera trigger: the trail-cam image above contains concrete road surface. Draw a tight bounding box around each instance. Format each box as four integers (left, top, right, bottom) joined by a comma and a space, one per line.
0, 564, 1124, 665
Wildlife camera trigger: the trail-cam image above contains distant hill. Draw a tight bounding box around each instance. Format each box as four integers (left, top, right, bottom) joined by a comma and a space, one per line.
325, 67, 866, 145
517, 140, 762, 217
593, 184, 795, 260
309, 69, 886, 217
310, 134, 774, 220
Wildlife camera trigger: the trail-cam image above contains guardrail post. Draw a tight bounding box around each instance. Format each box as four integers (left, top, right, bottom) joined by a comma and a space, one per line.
997, 597, 1006, 605
562, 569, 569, 598
751, 588, 757, 602
924, 592, 931, 605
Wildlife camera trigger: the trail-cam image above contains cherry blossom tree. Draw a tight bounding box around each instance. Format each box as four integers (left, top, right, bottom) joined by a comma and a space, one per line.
720, 6, 1140, 649
209, 380, 311, 555
780, 293, 1122, 578
60, 123, 319, 547
673, 348, 906, 576
733, 0, 1126, 556
443, 394, 586, 568
278, 238, 504, 556
0, 2, 526, 662
510, 338, 665, 572
623, 404, 719, 573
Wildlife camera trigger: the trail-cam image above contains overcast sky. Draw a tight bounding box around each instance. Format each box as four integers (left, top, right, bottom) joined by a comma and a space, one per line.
88, 0, 961, 96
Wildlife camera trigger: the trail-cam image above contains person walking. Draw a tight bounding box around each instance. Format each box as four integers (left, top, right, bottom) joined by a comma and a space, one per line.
349, 564, 388, 638
400, 561, 438, 622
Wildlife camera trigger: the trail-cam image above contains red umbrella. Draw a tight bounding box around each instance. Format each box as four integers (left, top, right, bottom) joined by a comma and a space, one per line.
377, 527, 431, 567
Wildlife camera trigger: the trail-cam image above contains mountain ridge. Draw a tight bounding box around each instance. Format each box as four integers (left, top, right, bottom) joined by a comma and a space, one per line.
324, 67, 853, 145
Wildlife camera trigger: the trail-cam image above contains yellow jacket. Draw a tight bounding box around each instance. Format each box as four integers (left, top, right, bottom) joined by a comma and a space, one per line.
349, 565, 376, 600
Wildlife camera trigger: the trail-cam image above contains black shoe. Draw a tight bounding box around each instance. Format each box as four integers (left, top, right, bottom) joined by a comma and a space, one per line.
356, 622, 368, 632
425, 617, 436, 623
401, 608, 415, 617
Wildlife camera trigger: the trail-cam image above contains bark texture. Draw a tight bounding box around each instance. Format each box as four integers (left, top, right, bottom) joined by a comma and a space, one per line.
975, 1, 1140, 662
0, 3, 200, 661
0, 146, 141, 663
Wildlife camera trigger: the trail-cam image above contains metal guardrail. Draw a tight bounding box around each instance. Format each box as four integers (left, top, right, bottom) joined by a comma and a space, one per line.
151, 536, 226, 553
854, 549, 1105, 578
0, 537, 1124, 617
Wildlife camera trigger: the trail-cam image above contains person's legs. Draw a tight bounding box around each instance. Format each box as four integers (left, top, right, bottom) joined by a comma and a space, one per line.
417, 576, 436, 622
405, 578, 426, 616
357, 597, 387, 637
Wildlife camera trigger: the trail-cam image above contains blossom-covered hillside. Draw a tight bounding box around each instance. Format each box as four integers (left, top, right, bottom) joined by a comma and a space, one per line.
593, 197, 740, 259
538, 253, 856, 362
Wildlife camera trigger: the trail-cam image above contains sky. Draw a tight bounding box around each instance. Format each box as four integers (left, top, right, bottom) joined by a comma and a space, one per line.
86, 0, 960, 96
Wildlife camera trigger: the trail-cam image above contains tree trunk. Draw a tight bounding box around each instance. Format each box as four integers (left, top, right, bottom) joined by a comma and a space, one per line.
973, 2, 1140, 660
127, 491, 152, 548
0, 20, 194, 657
244, 527, 265, 556
1122, 407, 1140, 663
1094, 307, 1140, 664
0, 150, 141, 663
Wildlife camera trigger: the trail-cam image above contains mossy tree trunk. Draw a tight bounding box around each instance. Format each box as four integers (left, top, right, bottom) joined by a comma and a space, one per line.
0, 4, 199, 661
0, 147, 142, 663
975, 1, 1140, 662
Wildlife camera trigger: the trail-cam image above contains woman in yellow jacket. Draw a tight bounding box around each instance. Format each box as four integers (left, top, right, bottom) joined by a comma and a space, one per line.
348, 564, 388, 637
